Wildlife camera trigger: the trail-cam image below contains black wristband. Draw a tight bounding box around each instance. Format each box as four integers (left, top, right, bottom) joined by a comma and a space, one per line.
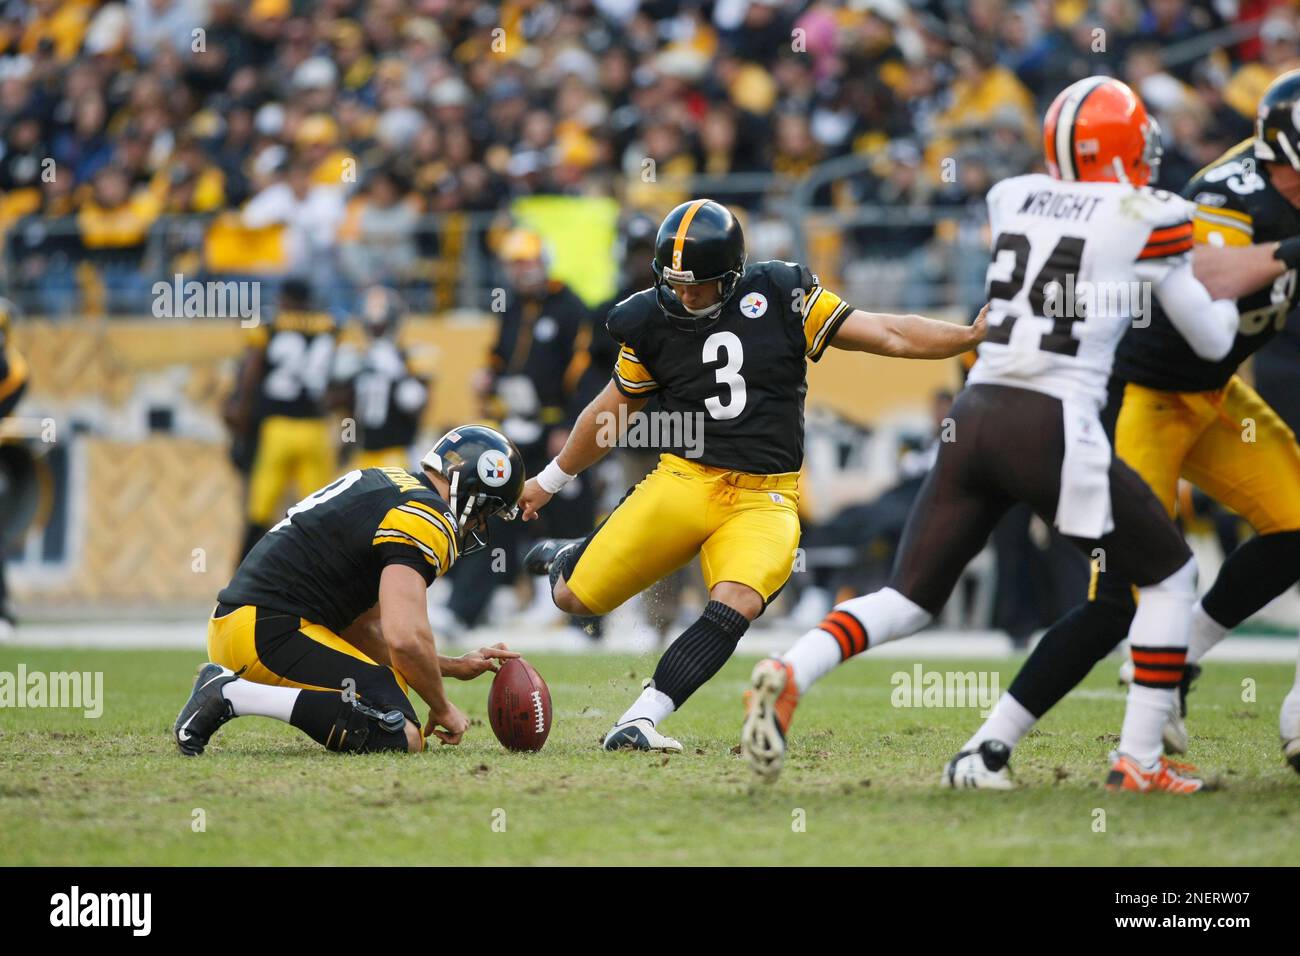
1274, 236, 1300, 270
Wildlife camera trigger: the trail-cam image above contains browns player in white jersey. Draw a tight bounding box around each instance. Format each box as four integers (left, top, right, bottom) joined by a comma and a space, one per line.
741, 77, 1241, 793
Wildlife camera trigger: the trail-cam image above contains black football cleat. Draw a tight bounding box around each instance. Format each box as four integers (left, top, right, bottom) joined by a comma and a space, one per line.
174, 664, 238, 756
522, 538, 581, 576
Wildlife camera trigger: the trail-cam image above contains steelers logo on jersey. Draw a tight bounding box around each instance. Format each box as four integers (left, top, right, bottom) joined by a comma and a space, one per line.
739, 292, 768, 318
477, 450, 512, 487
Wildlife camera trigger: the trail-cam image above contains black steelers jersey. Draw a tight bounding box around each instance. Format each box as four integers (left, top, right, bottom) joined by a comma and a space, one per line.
250, 309, 340, 419
1115, 140, 1300, 392
608, 260, 850, 474
352, 338, 428, 451
219, 466, 459, 633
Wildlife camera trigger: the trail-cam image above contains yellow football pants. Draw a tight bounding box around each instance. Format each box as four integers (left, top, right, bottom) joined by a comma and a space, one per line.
246, 416, 336, 525
207, 604, 415, 730
565, 453, 802, 615
1116, 375, 1300, 533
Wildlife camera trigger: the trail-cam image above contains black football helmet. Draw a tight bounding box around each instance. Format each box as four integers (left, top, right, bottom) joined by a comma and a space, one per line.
1255, 69, 1300, 170
419, 425, 525, 556
651, 199, 746, 332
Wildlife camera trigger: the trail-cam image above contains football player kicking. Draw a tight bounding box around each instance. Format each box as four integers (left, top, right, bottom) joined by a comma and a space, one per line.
953, 69, 1300, 782
173, 425, 525, 756
743, 77, 1242, 793
519, 197, 989, 752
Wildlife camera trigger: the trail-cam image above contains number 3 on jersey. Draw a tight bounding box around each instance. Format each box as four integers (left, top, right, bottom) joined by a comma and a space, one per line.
703, 331, 746, 420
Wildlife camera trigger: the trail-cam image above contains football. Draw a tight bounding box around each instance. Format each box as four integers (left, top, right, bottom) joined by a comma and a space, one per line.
487, 658, 552, 752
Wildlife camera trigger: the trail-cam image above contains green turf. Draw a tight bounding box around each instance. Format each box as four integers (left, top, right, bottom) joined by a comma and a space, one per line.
1, 646, 1297, 865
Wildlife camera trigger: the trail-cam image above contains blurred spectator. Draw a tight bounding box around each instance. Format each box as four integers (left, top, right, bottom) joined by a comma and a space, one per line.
241, 156, 346, 301
0, 0, 1291, 319
77, 163, 162, 313
338, 165, 420, 290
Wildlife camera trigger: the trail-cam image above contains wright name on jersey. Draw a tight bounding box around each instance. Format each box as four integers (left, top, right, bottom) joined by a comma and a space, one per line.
1115, 140, 1300, 391
970, 173, 1196, 411
608, 260, 849, 474
220, 466, 459, 634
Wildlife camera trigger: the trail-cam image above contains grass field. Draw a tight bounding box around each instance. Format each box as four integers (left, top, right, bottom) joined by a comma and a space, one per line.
2, 646, 1298, 865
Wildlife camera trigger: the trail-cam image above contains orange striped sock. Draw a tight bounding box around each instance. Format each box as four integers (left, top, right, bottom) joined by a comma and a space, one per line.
1129, 645, 1186, 689
817, 609, 869, 660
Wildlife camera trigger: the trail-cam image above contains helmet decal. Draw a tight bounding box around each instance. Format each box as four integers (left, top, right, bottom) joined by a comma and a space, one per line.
477, 450, 512, 487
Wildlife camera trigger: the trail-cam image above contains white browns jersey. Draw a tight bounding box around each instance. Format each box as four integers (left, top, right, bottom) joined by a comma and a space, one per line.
968, 173, 1195, 409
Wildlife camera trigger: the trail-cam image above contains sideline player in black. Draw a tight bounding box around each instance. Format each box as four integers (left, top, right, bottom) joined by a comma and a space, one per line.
172, 425, 525, 755
339, 285, 429, 470
959, 71, 1300, 775
520, 198, 988, 751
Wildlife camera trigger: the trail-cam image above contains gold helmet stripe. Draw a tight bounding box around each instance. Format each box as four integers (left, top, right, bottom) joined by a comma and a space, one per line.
670, 199, 709, 273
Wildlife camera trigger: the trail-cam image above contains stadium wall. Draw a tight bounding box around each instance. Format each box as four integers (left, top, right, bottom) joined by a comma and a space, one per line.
10, 313, 962, 606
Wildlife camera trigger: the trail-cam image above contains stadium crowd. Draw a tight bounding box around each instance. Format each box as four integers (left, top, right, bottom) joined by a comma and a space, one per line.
0, 0, 1292, 316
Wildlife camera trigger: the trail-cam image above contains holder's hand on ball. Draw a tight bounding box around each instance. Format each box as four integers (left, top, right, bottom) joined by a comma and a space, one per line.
426, 701, 469, 745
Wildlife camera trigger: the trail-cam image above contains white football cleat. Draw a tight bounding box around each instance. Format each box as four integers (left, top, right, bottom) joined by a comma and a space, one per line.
602, 718, 683, 753
943, 740, 1015, 790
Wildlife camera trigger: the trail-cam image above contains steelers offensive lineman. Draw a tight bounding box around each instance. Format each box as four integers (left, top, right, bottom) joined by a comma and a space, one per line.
173, 426, 524, 755
744, 77, 1242, 792
960, 69, 1300, 776
520, 198, 989, 751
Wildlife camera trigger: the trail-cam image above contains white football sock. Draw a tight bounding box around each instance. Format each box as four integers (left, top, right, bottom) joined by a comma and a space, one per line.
962, 693, 1037, 752
1119, 558, 1196, 766
1186, 600, 1229, 665
618, 686, 674, 727
780, 629, 842, 694
221, 677, 300, 722
782, 588, 932, 695
1119, 684, 1176, 766
837, 588, 931, 649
